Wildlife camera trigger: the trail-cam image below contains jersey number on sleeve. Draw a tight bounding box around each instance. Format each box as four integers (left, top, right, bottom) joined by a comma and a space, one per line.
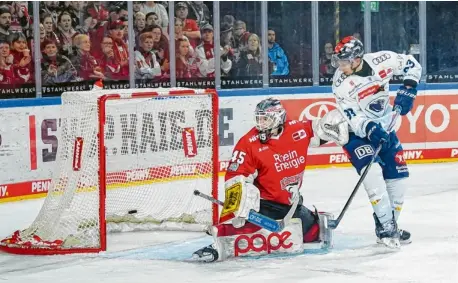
403, 59, 415, 73
231, 150, 246, 164
344, 108, 356, 120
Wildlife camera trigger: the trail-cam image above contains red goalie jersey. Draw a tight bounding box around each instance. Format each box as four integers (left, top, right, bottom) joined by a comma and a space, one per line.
225, 119, 314, 205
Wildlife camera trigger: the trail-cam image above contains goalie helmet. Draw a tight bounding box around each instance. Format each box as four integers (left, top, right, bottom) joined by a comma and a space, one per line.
254, 98, 287, 144
331, 36, 364, 68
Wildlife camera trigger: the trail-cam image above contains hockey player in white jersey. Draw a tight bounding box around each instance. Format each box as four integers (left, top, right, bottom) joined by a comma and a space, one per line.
330, 36, 422, 248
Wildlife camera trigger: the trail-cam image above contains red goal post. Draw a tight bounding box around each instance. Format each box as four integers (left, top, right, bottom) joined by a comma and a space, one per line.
0, 88, 219, 255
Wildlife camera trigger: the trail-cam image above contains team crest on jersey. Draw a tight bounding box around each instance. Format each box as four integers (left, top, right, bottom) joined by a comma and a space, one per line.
227, 162, 240, 172
292, 129, 307, 141
280, 172, 304, 204
368, 98, 387, 113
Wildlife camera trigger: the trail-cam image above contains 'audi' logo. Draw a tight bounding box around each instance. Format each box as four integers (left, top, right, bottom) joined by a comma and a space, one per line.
372, 53, 391, 65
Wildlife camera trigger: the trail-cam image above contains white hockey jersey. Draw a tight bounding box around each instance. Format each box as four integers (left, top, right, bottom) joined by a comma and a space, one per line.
331, 51, 422, 138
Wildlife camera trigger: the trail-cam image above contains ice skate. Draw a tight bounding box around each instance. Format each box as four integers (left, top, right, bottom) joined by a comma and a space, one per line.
373, 212, 400, 249
377, 228, 411, 245
192, 244, 219, 263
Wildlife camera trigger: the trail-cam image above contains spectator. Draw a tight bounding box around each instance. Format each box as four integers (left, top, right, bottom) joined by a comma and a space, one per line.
40, 13, 61, 48
175, 38, 199, 78
64, 1, 86, 30
134, 12, 146, 45
84, 6, 110, 60
175, 2, 200, 48
56, 11, 78, 57
108, 5, 128, 23
267, 29, 289, 75
235, 33, 262, 77
41, 38, 76, 84
175, 17, 194, 56
140, 1, 168, 30
145, 12, 160, 27
187, 1, 211, 27
148, 24, 170, 75
0, 6, 11, 42
9, 32, 32, 83
222, 14, 235, 29
71, 34, 104, 80
232, 20, 251, 63
0, 40, 16, 86
133, 1, 143, 13
39, 23, 46, 44
220, 21, 235, 50
98, 36, 124, 80
135, 32, 161, 80
8, 2, 31, 34
195, 23, 232, 77
107, 19, 129, 80
39, 1, 60, 28
319, 42, 336, 78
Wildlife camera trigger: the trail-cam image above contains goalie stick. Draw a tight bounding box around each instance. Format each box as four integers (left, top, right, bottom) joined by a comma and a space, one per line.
193, 190, 298, 233
328, 106, 402, 229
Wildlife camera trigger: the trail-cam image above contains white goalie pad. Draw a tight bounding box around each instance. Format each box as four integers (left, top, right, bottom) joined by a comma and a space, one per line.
213, 218, 304, 261
312, 109, 349, 146
220, 175, 260, 227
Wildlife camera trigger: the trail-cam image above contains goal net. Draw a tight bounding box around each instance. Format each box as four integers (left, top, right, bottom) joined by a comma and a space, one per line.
0, 88, 219, 255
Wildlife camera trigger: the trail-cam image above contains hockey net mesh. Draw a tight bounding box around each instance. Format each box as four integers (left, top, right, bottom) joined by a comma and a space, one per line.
0, 88, 218, 253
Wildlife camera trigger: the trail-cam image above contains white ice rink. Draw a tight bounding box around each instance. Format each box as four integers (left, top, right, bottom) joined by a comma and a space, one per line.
1, 162, 457, 283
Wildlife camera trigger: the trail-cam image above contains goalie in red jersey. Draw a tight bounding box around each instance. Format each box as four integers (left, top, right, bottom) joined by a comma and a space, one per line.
193, 98, 349, 262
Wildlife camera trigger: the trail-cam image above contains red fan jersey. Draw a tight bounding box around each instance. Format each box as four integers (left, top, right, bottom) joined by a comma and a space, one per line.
225, 120, 314, 205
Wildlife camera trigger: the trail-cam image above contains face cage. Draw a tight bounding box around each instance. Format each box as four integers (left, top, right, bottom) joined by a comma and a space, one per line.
254, 112, 279, 132
331, 54, 354, 69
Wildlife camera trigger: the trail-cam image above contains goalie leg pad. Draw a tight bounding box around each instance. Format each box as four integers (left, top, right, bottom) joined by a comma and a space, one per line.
211, 220, 304, 260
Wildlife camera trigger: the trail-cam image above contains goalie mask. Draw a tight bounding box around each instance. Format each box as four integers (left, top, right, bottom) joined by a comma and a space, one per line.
331, 36, 364, 69
254, 98, 286, 144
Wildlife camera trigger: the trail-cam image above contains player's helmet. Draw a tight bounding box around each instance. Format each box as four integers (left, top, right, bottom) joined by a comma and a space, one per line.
331, 36, 364, 68
254, 98, 287, 144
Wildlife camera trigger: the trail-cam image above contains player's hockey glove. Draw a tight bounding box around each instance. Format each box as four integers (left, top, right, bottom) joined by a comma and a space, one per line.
365, 122, 390, 146
394, 86, 417, 115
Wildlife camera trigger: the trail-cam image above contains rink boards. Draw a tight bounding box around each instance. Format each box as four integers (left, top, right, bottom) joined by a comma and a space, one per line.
0, 88, 457, 203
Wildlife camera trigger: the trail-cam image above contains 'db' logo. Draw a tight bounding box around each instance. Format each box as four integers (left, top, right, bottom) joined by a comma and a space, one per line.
292, 129, 307, 141
182, 127, 197, 158
354, 145, 374, 159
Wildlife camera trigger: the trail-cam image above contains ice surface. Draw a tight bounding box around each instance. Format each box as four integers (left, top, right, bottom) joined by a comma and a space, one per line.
1, 163, 457, 283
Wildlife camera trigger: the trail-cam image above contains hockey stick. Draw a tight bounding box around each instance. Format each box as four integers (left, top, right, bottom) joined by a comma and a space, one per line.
194, 190, 284, 232
327, 106, 401, 229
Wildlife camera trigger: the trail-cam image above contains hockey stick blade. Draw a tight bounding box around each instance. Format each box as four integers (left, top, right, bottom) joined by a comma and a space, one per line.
193, 190, 281, 232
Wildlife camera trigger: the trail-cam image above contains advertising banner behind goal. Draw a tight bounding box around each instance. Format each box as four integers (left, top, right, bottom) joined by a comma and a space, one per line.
0, 90, 457, 203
